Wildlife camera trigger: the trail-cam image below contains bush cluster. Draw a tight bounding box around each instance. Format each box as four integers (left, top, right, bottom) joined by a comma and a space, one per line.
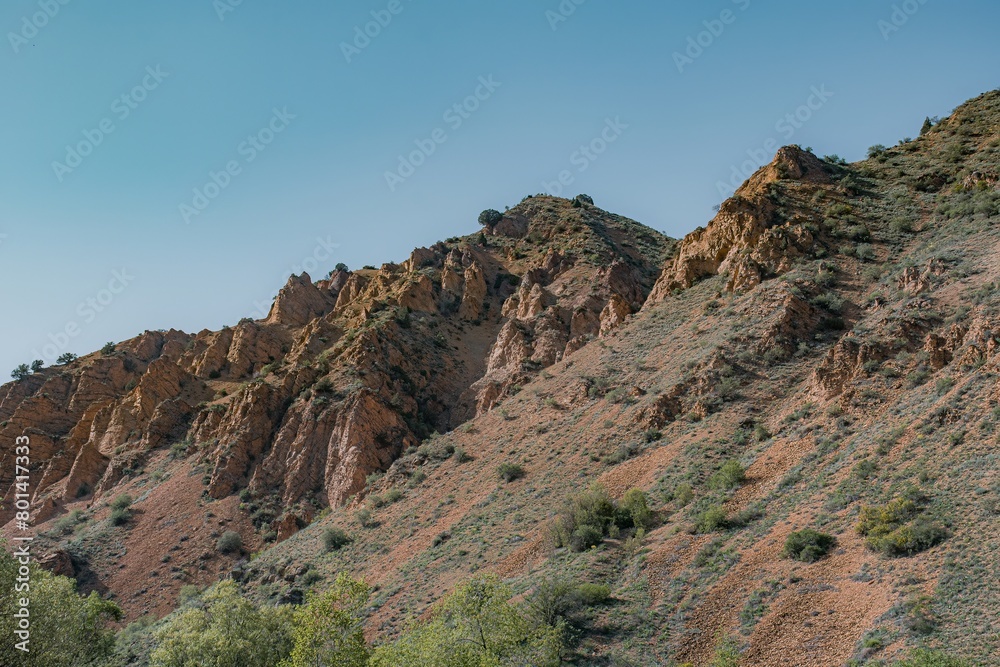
782, 529, 836, 562
857, 490, 948, 557
551, 485, 653, 552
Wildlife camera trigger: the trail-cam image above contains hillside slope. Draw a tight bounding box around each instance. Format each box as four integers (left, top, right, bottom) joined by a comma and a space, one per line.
3, 90, 1000, 666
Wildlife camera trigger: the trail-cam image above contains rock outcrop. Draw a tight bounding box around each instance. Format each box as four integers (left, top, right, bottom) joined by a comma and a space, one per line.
650, 146, 831, 298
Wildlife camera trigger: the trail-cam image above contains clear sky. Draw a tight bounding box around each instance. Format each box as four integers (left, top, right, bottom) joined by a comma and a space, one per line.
1, 0, 998, 375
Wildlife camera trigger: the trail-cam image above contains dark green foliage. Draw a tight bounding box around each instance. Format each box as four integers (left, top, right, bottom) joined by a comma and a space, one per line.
30, 359, 44, 372
621, 489, 654, 531
109, 507, 131, 527
110, 494, 133, 511
498, 462, 525, 483
868, 144, 888, 159
552, 484, 646, 551
478, 209, 503, 228
708, 460, 746, 490
695, 505, 730, 533
11, 364, 30, 380
101, 342, 116, 355
322, 527, 351, 552
217, 531, 243, 554
57, 352, 78, 365
570, 525, 603, 551
782, 529, 836, 562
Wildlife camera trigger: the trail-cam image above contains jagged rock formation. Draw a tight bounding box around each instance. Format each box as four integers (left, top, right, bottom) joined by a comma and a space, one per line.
0, 197, 672, 532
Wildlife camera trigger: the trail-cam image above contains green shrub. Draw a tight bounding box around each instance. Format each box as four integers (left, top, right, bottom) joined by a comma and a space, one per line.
894, 649, 970, 666
709, 460, 746, 490
696, 505, 730, 533
551, 484, 618, 550
57, 352, 78, 365
101, 342, 116, 355
782, 529, 836, 562
498, 463, 525, 483
621, 489, 654, 531
356, 508, 375, 528
322, 527, 351, 552
569, 525, 603, 551
673, 483, 694, 507
857, 494, 947, 556
217, 531, 243, 554
109, 507, 131, 527
867, 145, 888, 159
110, 494, 133, 511
574, 583, 611, 605
710, 636, 741, 667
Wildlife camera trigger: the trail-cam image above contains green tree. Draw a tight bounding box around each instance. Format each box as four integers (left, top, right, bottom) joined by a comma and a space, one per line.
30, 360, 44, 373
0, 543, 121, 667
370, 575, 561, 667
621, 488, 654, 530
920, 116, 934, 135
478, 209, 503, 229
11, 364, 30, 380
57, 353, 78, 365
279, 573, 371, 667
150, 580, 293, 667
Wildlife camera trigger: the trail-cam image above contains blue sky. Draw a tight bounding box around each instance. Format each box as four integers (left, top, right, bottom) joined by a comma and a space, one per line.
1, 0, 998, 375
